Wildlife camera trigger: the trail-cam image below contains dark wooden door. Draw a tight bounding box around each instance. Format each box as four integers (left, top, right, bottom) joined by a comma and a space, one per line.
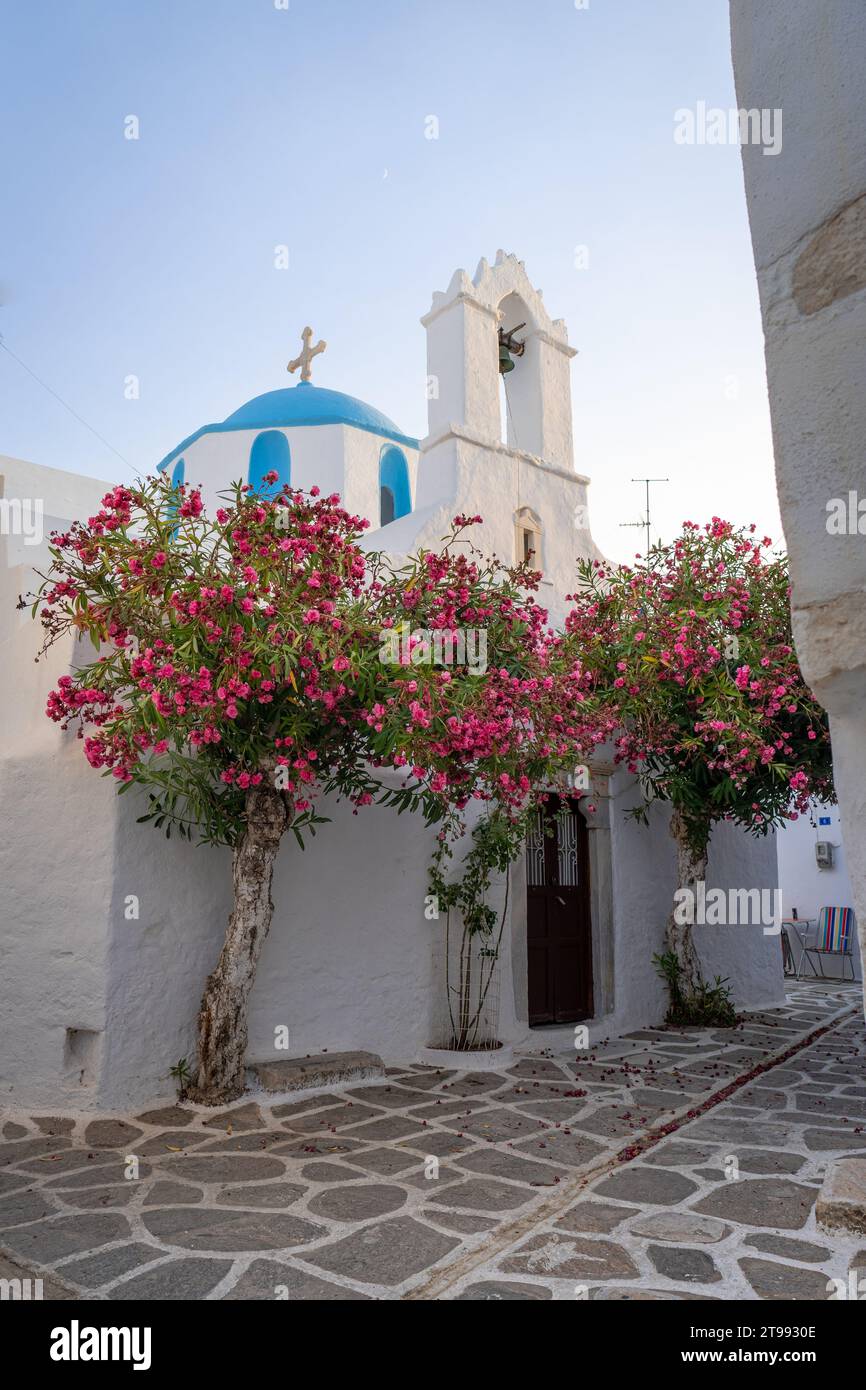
526, 797, 593, 1025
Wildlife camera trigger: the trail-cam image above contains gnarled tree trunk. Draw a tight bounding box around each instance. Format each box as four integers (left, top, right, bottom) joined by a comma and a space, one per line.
665, 808, 708, 997
188, 783, 287, 1105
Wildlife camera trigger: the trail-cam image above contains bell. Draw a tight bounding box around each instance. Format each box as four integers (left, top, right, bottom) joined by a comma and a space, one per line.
498, 340, 515, 374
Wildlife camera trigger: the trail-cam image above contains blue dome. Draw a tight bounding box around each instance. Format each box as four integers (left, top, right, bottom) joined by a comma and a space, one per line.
223, 381, 406, 438
157, 381, 418, 473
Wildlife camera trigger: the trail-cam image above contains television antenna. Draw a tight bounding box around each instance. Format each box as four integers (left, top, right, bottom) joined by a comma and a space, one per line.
620, 477, 669, 557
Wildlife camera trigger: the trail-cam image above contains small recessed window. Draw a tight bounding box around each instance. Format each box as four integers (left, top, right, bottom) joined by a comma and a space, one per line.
378, 446, 410, 525
380, 485, 396, 526
515, 507, 542, 571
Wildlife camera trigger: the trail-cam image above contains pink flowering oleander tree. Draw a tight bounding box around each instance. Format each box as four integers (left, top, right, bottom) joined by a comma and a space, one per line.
35, 475, 598, 1102
565, 519, 835, 1011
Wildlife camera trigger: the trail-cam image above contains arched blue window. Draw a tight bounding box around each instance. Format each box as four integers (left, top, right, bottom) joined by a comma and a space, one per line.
248, 430, 291, 499
379, 446, 410, 526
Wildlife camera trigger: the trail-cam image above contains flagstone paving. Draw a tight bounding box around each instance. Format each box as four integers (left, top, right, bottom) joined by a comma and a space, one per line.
1, 982, 864, 1301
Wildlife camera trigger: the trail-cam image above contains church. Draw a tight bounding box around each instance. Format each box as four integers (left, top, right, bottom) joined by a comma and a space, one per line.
0, 252, 783, 1111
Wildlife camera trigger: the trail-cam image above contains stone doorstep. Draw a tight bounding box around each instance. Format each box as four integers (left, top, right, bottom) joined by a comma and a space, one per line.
815, 1157, 866, 1236
249, 1051, 385, 1094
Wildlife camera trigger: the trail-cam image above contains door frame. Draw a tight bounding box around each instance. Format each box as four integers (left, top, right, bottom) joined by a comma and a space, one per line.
525, 795, 594, 1026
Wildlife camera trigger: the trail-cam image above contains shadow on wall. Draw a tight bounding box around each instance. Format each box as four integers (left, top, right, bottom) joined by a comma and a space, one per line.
249, 793, 440, 1063
607, 781, 784, 1030
0, 746, 114, 1109
697, 821, 786, 1008
99, 787, 233, 1109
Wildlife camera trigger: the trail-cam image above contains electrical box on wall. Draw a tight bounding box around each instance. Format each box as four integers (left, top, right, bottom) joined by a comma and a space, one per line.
815, 840, 834, 869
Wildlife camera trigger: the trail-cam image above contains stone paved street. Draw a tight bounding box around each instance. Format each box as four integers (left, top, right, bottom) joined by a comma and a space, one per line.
1, 983, 864, 1300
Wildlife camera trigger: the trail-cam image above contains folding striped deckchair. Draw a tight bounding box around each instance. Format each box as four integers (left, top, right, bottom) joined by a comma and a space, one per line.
803, 906, 858, 980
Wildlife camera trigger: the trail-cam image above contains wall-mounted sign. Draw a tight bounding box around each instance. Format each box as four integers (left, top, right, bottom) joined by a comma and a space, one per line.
818, 816, 832, 825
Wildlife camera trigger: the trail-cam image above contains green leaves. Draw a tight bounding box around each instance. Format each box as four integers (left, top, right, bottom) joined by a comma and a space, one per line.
289, 809, 330, 851
428, 807, 529, 940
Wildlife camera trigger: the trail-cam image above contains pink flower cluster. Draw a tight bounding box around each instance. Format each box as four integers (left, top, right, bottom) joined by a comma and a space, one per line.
565, 518, 833, 830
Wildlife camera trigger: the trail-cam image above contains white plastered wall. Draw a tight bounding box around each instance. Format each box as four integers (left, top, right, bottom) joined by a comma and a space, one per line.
730, 0, 866, 1013
166, 424, 418, 530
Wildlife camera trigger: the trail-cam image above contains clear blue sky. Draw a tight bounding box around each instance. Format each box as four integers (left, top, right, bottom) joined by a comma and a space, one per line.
0, 0, 780, 561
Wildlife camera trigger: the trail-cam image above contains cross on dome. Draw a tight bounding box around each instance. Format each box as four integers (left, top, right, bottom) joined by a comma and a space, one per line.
287, 326, 327, 383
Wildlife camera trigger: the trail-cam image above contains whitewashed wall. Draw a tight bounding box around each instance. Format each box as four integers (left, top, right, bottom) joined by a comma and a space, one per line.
165, 424, 418, 529
0, 461, 231, 1110
730, 0, 866, 1011
1, 460, 113, 1107
251, 777, 783, 1072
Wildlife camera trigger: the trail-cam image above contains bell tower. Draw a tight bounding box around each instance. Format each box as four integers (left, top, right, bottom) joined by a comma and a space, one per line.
420, 250, 578, 471
394, 250, 596, 620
